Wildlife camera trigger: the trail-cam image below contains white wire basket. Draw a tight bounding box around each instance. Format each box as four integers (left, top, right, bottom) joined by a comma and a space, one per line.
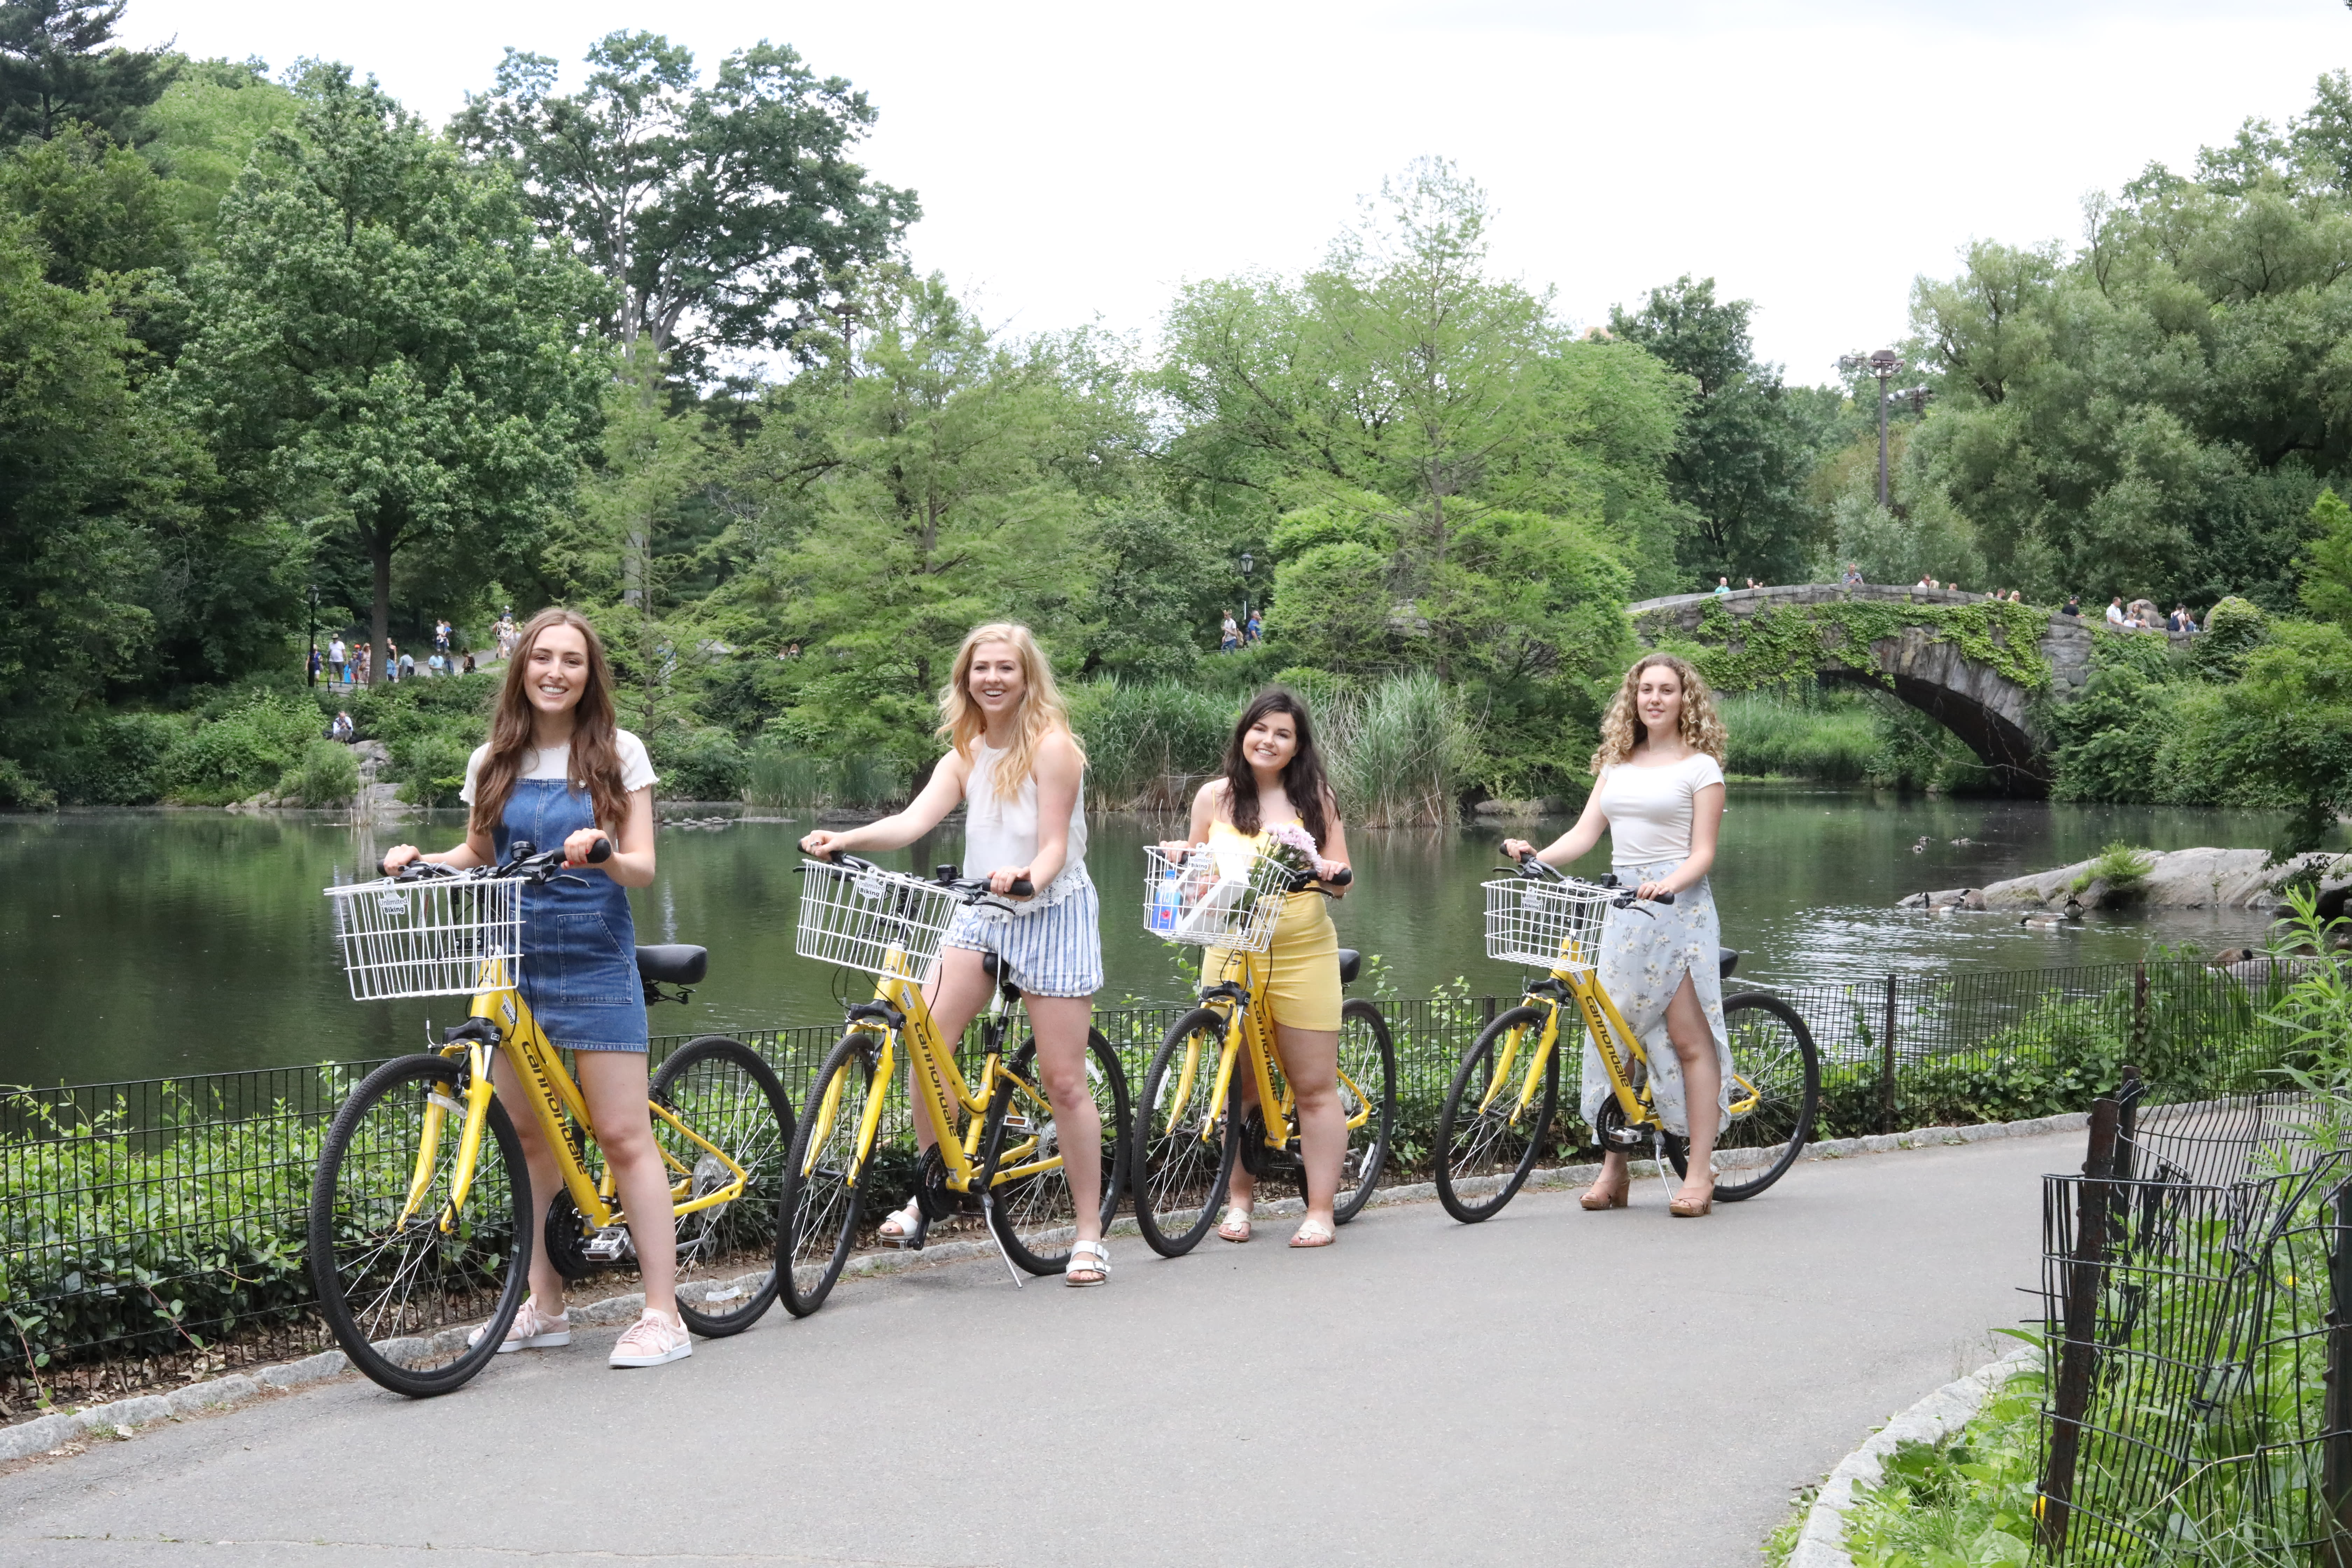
796, 860, 962, 978
1143, 845, 1291, 954
325, 875, 524, 1001
1483, 877, 1615, 972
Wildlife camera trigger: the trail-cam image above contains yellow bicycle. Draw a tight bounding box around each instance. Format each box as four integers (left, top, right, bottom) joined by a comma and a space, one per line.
776, 855, 1130, 1314
1129, 844, 1395, 1256
309, 841, 793, 1396
1431, 851, 1819, 1222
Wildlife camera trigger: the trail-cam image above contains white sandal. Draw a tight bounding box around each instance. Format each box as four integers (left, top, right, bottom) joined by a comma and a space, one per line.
1288, 1218, 1336, 1249
1217, 1205, 1252, 1243
1065, 1239, 1110, 1287
877, 1197, 924, 1248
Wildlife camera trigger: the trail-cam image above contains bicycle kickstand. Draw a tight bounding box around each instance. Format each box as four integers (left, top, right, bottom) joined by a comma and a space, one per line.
979, 1194, 1026, 1288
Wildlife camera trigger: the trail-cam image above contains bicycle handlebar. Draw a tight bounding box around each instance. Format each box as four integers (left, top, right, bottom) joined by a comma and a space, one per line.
810, 851, 1032, 902
379, 835, 611, 886
1499, 852, 1674, 907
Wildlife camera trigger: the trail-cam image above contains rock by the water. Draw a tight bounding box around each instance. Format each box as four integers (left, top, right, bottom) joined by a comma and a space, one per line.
1925, 847, 2348, 912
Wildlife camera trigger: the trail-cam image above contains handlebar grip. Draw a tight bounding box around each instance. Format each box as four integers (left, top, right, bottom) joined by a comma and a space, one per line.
1325, 865, 1353, 888
585, 836, 613, 865
1652, 890, 1676, 905
1008, 877, 1034, 896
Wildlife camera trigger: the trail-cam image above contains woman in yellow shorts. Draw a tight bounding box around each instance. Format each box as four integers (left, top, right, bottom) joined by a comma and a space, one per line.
1162, 688, 1353, 1248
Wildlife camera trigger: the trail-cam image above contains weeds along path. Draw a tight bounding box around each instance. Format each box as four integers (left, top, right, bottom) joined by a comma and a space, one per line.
0, 1132, 2063, 1568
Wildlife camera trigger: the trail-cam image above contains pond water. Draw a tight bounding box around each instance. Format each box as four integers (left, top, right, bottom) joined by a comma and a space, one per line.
0, 791, 2319, 1086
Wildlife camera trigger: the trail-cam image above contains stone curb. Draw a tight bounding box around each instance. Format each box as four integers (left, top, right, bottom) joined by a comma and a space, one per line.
0, 1105, 2088, 1468
1789, 1341, 2043, 1568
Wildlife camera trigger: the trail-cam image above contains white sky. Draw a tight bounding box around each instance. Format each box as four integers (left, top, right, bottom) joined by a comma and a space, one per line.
132, 0, 2350, 385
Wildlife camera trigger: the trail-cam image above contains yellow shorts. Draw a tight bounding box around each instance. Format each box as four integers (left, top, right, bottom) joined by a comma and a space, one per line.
1210, 891, 1341, 1032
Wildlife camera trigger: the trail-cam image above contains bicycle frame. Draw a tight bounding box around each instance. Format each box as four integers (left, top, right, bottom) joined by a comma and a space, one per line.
398, 956, 750, 1238
1171, 946, 1376, 1158
1477, 960, 1759, 1134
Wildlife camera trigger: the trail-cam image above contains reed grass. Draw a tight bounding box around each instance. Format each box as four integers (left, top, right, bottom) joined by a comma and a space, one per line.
1719, 691, 1881, 782
1324, 670, 1476, 828
1066, 680, 1233, 810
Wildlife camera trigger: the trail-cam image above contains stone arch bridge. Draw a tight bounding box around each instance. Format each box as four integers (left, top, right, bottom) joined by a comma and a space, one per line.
1627, 584, 2189, 796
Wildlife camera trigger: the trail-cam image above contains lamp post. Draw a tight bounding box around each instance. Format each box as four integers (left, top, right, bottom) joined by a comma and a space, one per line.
1238, 551, 1255, 642
306, 585, 319, 688
1838, 348, 1908, 509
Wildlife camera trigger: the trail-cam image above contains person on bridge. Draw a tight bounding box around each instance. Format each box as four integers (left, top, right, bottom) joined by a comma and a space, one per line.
1502, 653, 1732, 1218
379, 608, 689, 1368
1161, 688, 1355, 1249
799, 622, 1112, 1286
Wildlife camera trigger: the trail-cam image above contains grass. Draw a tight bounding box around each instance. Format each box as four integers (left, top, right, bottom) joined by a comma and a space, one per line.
1719, 691, 1882, 782
1836, 1354, 2044, 1567
745, 746, 909, 810
1324, 670, 1476, 827
2071, 840, 2156, 894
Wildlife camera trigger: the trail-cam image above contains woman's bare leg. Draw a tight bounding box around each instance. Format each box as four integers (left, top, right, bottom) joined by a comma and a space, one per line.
1271, 1023, 1342, 1234
576, 1051, 678, 1317
1023, 994, 1103, 1247
912, 947, 997, 1153
490, 1053, 567, 1314
1663, 972, 1722, 1203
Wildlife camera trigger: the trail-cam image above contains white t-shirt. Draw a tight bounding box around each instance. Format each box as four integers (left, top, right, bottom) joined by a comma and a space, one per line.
1595, 752, 1726, 867
458, 730, 658, 808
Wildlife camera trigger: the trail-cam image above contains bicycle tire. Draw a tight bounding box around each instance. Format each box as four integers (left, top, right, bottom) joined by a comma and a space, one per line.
1664, 991, 1820, 1202
649, 1035, 794, 1336
1130, 1007, 1240, 1258
1332, 999, 1395, 1224
979, 1030, 1132, 1275
776, 1030, 880, 1316
1433, 1004, 1560, 1224
308, 1052, 532, 1398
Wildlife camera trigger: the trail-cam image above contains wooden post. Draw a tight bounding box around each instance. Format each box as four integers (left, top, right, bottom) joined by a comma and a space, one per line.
2038, 1097, 2121, 1557
1880, 974, 1898, 1136
2326, 1177, 2352, 1567
2131, 961, 2150, 1060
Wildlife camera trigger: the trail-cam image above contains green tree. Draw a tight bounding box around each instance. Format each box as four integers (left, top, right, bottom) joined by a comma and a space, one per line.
452, 32, 918, 375
2299, 488, 2352, 625
0, 118, 177, 289
138, 57, 302, 245
0, 0, 173, 144
0, 215, 174, 760
175, 64, 608, 683
1608, 275, 1834, 588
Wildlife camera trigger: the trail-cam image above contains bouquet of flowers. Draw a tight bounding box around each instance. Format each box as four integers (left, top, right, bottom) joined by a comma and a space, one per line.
1264, 822, 1340, 886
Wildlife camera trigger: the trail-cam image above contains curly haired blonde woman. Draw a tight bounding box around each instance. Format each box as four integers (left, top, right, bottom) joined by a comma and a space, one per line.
1501, 653, 1732, 1217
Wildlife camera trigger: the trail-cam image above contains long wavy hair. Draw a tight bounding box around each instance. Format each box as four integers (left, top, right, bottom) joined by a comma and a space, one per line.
935, 622, 1084, 799
1590, 653, 1728, 774
1220, 687, 1334, 849
468, 608, 629, 837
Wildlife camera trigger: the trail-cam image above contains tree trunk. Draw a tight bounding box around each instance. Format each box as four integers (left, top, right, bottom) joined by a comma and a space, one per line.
369, 530, 392, 688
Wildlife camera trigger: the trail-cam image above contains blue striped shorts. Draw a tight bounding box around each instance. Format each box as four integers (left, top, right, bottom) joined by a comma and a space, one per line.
943, 874, 1103, 998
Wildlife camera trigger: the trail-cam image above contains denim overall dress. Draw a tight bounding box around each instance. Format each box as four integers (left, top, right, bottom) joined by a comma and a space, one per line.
495, 778, 648, 1052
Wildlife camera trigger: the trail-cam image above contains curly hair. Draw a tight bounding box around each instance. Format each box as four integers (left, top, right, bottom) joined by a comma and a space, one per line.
1590, 653, 1728, 774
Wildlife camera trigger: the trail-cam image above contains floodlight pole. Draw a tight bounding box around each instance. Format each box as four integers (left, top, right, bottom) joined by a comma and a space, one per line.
1839, 349, 1906, 509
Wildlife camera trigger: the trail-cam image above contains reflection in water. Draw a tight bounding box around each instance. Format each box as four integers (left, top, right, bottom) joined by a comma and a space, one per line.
0, 789, 2323, 1085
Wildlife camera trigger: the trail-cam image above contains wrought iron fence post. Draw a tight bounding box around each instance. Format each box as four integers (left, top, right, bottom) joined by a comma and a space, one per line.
1483, 995, 1496, 1027
2327, 1176, 2352, 1566
1880, 974, 1898, 1136
2114, 1064, 2140, 1188
2130, 961, 2149, 1060
2038, 1096, 2121, 1558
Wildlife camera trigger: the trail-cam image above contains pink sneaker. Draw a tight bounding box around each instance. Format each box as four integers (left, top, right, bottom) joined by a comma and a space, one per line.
470, 1300, 570, 1354
609, 1309, 692, 1368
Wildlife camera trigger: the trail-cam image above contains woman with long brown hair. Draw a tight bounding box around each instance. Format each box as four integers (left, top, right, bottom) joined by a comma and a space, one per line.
799, 623, 1112, 1285
1160, 687, 1354, 1248
380, 608, 691, 1365
1502, 652, 1732, 1217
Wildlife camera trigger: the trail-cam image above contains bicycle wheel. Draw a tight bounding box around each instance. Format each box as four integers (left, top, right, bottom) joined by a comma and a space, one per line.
1332, 999, 1395, 1225
1664, 992, 1821, 1202
649, 1035, 794, 1336
1130, 1007, 1240, 1258
776, 1030, 880, 1316
308, 1052, 531, 1398
1433, 1004, 1560, 1224
980, 1030, 1132, 1275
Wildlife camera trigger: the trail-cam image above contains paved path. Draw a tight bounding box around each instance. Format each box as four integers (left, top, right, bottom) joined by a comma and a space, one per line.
0, 1133, 2068, 1568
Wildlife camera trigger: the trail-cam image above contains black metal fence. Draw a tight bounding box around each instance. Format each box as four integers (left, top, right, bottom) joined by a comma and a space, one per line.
0, 955, 2309, 1410
2035, 1084, 2352, 1562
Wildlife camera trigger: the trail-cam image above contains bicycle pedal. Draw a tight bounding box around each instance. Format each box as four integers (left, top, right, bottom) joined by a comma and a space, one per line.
582, 1228, 633, 1265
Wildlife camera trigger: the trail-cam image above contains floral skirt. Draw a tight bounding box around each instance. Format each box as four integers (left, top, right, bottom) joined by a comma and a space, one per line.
1579, 860, 1732, 1139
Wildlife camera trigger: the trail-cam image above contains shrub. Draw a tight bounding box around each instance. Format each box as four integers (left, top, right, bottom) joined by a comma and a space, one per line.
0, 756, 56, 810
160, 692, 320, 804
653, 728, 747, 802
2072, 840, 2154, 894
47, 712, 185, 804
1067, 680, 1233, 809
288, 741, 360, 807
395, 732, 472, 808
2189, 594, 2267, 680
1719, 691, 1879, 781
1325, 670, 1477, 827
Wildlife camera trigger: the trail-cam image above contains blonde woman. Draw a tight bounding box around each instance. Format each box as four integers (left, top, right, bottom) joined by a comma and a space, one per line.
799, 624, 1111, 1285
1501, 653, 1732, 1218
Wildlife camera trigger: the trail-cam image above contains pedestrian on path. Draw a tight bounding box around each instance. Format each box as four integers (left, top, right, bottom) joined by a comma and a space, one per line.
1246, 608, 1262, 645
1502, 652, 1731, 1218
357, 642, 371, 684
1161, 687, 1355, 1250
1220, 611, 1240, 652
328, 636, 346, 686
1842, 563, 1863, 587
799, 622, 1111, 1285
2060, 595, 2080, 617
398, 647, 415, 682
1712, 576, 1730, 596
379, 609, 687, 1367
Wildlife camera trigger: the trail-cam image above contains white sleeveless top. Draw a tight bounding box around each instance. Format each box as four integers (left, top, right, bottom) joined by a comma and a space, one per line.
964, 740, 1089, 912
